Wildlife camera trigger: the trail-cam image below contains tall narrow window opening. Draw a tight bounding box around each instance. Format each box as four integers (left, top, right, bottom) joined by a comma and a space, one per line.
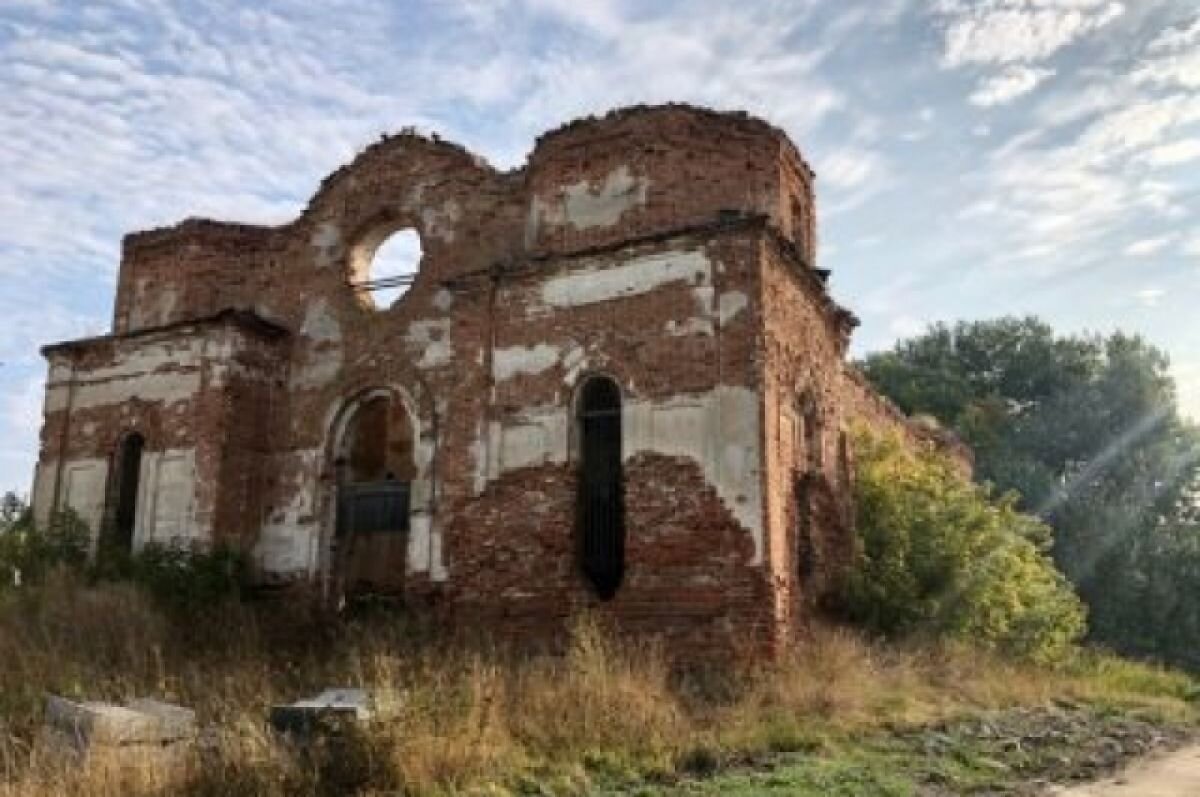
837, 430, 852, 488
111, 433, 144, 553
576, 377, 625, 600
801, 394, 822, 473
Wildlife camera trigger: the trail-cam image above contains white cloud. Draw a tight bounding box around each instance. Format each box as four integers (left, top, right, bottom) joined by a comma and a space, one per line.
1146, 15, 1200, 53
969, 65, 1054, 106
1137, 139, 1200, 168
1135, 287, 1165, 307
1133, 49, 1200, 90
1132, 14, 1200, 89
817, 147, 887, 190
1124, 235, 1179, 257
889, 314, 926, 338
937, 0, 1124, 67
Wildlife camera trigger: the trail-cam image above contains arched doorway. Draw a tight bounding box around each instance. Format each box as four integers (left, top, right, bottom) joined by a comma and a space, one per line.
575, 376, 625, 600
331, 391, 416, 595
107, 432, 144, 554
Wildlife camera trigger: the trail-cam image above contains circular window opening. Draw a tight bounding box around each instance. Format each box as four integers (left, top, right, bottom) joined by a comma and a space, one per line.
362, 229, 423, 309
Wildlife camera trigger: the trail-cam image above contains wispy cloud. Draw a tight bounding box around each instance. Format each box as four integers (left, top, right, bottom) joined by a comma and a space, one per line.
1125, 234, 1181, 257
969, 65, 1055, 106
935, 0, 1124, 68
1135, 287, 1166, 306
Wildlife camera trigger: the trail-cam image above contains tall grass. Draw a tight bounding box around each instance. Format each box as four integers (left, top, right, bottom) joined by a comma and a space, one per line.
0, 571, 1193, 796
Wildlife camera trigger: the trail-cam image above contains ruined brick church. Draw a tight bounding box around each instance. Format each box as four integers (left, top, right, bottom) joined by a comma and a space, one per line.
31, 105, 963, 648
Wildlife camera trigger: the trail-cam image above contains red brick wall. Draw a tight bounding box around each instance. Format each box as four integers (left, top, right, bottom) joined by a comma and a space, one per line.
35, 104, 967, 652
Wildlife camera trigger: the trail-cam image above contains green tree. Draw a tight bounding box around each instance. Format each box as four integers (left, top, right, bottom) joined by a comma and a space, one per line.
844, 429, 1085, 663
861, 317, 1200, 666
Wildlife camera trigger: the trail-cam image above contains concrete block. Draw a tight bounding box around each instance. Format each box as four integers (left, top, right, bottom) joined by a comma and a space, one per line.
269, 688, 372, 737
42, 694, 196, 756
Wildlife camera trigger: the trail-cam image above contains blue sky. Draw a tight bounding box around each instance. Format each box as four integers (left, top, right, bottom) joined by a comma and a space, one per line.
0, 0, 1197, 494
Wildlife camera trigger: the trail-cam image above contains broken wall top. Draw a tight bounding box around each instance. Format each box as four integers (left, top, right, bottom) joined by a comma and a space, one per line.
107, 104, 821, 338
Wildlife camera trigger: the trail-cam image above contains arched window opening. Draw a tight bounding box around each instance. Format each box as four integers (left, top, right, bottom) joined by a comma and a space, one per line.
339, 395, 416, 484
353, 229, 423, 310
795, 474, 816, 584
791, 196, 806, 253
576, 377, 625, 601
332, 393, 415, 593
109, 433, 144, 553
801, 394, 822, 473
837, 430, 853, 488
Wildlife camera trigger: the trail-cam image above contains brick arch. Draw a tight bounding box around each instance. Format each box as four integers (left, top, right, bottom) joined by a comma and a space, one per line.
315, 380, 440, 592
101, 403, 165, 455
299, 134, 520, 289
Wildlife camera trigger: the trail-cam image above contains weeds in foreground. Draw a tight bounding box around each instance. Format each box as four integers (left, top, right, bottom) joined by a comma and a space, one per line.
0, 573, 1194, 796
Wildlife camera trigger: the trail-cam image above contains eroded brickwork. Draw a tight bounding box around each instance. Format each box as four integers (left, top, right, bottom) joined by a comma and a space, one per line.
32, 104, 967, 651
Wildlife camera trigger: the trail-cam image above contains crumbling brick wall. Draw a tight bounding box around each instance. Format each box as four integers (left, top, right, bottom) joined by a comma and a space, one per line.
32, 104, 969, 652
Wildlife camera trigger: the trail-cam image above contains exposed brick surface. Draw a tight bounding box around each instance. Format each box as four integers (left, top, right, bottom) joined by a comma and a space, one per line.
31, 104, 968, 652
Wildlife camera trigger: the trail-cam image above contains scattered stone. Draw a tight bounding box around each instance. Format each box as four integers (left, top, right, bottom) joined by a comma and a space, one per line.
41, 694, 196, 771
269, 688, 373, 737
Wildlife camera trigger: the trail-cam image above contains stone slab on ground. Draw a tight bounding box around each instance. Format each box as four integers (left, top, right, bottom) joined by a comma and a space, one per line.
41, 695, 197, 772
44, 695, 196, 748
269, 687, 372, 737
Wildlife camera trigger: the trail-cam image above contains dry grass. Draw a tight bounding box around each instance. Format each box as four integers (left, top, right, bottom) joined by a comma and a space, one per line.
0, 572, 1194, 796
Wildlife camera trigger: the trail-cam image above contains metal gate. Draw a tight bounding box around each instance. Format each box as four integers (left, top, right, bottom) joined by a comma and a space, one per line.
335, 480, 411, 593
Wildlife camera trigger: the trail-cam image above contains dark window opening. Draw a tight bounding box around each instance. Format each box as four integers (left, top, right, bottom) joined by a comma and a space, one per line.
801, 395, 822, 473
791, 196, 806, 252
576, 377, 625, 601
837, 430, 852, 488
795, 473, 816, 583
110, 433, 144, 553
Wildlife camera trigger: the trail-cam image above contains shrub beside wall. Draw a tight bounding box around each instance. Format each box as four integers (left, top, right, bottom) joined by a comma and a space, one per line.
0, 492, 245, 614
842, 430, 1086, 664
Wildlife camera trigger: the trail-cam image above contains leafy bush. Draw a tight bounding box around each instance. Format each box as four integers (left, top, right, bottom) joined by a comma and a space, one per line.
842, 430, 1086, 663
124, 542, 248, 614
1, 491, 246, 614
0, 493, 89, 589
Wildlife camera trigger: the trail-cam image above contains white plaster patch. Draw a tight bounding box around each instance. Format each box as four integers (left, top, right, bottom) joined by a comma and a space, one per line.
432, 288, 454, 312
540, 249, 711, 309
665, 317, 714, 337
300, 298, 342, 343
561, 344, 588, 385
311, 222, 342, 269
421, 199, 462, 244
129, 279, 178, 329
137, 448, 200, 549
405, 318, 453, 368
478, 385, 764, 562
45, 339, 206, 412
30, 462, 55, 529
493, 343, 561, 381
289, 299, 343, 390
718, 291, 749, 325
60, 458, 108, 545
255, 448, 323, 577
529, 166, 649, 240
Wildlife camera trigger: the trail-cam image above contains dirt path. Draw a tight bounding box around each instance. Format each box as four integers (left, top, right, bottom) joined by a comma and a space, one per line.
1047, 745, 1200, 796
